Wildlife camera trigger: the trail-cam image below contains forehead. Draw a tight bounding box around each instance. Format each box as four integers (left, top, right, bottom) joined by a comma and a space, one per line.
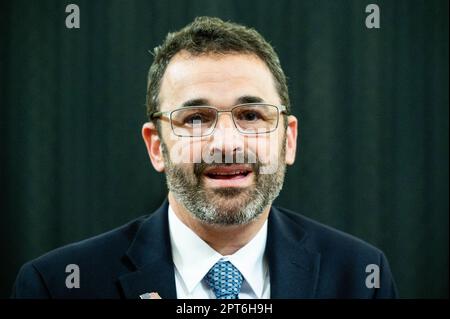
158, 51, 280, 109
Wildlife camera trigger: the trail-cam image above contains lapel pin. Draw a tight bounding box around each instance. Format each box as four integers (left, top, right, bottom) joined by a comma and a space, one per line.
139, 292, 162, 299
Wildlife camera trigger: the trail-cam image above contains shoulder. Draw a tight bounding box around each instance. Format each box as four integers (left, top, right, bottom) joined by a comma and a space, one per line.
272, 206, 382, 254
35, 215, 146, 268
272, 206, 383, 258
271, 206, 398, 298
12, 215, 148, 298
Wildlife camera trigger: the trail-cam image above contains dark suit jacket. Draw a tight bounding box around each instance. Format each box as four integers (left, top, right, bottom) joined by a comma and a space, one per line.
12, 200, 398, 298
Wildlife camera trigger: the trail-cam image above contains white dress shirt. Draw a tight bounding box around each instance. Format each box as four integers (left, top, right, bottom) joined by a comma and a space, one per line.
168, 205, 270, 299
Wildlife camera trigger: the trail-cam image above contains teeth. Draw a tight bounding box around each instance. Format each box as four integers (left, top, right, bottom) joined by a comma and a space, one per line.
208, 170, 246, 176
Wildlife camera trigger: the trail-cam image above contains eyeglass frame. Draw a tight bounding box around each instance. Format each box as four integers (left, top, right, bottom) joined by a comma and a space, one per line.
150, 103, 288, 137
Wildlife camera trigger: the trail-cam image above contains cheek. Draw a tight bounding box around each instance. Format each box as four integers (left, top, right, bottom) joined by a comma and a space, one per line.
166, 134, 284, 164
248, 133, 283, 164
191, 140, 204, 163
165, 136, 204, 164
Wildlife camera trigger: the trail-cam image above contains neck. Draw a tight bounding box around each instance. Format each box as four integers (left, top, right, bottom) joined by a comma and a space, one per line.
168, 192, 270, 255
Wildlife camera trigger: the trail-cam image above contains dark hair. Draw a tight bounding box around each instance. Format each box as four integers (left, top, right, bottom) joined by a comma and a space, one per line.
146, 16, 290, 123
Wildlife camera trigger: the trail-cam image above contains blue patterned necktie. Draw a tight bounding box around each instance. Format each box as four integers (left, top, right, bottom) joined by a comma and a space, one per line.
205, 260, 243, 299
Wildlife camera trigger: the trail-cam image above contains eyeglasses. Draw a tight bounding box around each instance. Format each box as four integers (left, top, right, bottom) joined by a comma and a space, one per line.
150, 103, 287, 137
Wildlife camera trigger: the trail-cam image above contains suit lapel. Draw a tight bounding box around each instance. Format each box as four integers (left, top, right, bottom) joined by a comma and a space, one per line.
118, 200, 177, 299
267, 206, 321, 298
117, 201, 320, 299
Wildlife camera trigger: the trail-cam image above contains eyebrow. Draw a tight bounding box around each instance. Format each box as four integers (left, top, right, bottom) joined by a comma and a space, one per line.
180, 95, 265, 108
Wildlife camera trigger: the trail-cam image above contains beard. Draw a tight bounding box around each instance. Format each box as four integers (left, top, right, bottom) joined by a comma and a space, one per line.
161, 141, 287, 226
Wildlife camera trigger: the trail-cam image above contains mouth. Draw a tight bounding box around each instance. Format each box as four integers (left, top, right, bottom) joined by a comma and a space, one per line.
203, 165, 253, 187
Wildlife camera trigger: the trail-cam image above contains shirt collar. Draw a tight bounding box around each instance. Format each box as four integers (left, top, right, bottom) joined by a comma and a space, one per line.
168, 204, 268, 297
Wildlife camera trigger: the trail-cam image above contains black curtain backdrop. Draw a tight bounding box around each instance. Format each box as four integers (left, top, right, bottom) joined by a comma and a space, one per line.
0, 0, 448, 298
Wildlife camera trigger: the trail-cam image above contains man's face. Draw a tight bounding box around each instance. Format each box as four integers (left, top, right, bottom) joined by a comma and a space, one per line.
143, 51, 297, 225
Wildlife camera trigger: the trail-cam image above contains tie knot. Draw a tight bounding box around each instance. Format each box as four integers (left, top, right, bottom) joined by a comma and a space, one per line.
205, 260, 243, 299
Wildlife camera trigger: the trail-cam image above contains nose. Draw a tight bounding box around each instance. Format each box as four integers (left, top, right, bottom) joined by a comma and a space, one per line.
206, 112, 244, 163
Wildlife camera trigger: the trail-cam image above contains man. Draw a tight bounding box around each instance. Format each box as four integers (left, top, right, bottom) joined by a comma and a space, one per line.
12, 17, 397, 299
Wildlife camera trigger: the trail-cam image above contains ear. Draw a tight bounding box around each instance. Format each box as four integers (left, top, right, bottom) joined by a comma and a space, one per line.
285, 115, 298, 165
142, 122, 165, 172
